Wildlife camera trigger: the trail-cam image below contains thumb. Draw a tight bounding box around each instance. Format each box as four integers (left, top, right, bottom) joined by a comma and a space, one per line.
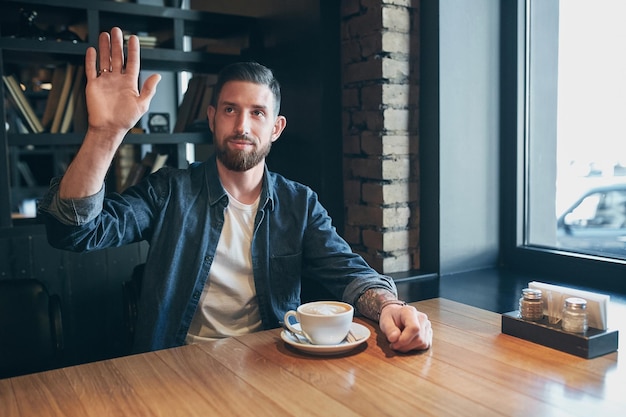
379, 316, 402, 343
140, 73, 161, 102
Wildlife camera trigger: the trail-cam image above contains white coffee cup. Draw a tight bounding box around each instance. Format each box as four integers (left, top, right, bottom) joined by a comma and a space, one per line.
283, 301, 354, 345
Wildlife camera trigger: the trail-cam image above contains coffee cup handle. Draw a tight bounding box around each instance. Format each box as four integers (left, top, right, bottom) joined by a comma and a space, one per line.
283, 310, 312, 342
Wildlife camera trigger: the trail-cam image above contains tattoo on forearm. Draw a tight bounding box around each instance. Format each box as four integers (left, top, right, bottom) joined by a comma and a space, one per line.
356, 288, 397, 321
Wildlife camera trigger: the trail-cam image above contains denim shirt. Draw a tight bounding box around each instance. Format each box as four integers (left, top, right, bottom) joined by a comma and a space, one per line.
39, 155, 397, 353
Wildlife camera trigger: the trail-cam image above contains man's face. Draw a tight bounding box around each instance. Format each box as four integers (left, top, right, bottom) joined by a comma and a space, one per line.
208, 80, 285, 172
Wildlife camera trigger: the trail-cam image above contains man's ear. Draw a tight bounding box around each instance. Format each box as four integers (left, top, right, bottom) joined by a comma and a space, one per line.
271, 115, 287, 142
207, 106, 216, 132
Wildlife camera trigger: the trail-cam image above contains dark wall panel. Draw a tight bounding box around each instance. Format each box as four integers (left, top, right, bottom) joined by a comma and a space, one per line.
0, 232, 146, 368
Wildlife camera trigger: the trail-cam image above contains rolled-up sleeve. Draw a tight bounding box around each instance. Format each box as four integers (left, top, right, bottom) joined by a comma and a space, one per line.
38, 177, 105, 226
342, 273, 398, 306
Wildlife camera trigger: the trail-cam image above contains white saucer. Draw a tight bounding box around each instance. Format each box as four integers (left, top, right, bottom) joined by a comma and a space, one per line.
280, 322, 370, 355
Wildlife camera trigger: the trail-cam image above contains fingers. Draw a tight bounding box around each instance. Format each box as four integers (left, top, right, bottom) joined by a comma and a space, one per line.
124, 32, 141, 78
98, 30, 112, 73
390, 323, 431, 352
382, 306, 432, 353
402, 317, 432, 351
110, 27, 125, 73
85, 27, 159, 127
85, 47, 97, 81
96, 27, 128, 75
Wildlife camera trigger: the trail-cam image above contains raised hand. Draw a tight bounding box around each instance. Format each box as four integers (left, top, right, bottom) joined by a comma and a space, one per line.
84, 27, 160, 140
59, 27, 161, 199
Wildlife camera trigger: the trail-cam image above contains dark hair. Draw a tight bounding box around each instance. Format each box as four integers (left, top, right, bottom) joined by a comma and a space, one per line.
210, 61, 281, 117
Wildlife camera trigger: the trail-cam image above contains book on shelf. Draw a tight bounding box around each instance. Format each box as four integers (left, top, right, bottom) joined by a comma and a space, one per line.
114, 144, 136, 192
4, 104, 30, 134
150, 153, 169, 173
194, 84, 213, 124
16, 161, 37, 187
41, 66, 67, 130
72, 75, 89, 134
2, 74, 44, 133
60, 66, 86, 134
121, 151, 169, 191
124, 34, 158, 48
51, 63, 77, 134
173, 76, 200, 132
123, 152, 152, 190
174, 74, 213, 133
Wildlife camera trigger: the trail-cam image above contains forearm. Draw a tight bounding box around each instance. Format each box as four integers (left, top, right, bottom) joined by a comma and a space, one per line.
60, 27, 159, 199
356, 288, 401, 321
59, 128, 125, 199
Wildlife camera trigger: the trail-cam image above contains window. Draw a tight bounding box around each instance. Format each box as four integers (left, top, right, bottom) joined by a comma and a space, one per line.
557, 186, 626, 255
501, 0, 626, 292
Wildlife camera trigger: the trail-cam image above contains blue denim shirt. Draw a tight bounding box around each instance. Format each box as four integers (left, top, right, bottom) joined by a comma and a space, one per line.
39, 155, 397, 353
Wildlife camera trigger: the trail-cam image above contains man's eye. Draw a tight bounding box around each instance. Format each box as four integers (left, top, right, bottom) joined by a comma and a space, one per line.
225, 107, 234, 113
253, 110, 265, 117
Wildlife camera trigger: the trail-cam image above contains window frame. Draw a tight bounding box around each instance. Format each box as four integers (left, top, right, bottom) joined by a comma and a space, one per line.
500, 0, 626, 294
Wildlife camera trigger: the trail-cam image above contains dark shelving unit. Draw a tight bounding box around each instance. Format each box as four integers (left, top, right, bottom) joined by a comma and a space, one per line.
0, 0, 256, 232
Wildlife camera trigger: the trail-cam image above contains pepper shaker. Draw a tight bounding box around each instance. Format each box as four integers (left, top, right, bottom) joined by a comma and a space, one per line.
519, 288, 543, 321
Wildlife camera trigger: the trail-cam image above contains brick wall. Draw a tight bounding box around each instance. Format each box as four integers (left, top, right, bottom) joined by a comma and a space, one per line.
341, 0, 420, 273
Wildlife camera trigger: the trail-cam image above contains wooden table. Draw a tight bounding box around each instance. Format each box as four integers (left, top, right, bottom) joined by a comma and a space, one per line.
1, 298, 623, 416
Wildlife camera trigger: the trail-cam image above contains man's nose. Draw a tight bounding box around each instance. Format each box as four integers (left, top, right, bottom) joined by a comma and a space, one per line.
234, 113, 250, 136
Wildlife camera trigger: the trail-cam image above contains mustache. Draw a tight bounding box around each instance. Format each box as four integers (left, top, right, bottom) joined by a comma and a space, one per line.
228, 134, 254, 143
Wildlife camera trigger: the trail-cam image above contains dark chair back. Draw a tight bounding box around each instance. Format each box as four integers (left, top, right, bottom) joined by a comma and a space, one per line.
0, 279, 63, 378
122, 263, 144, 354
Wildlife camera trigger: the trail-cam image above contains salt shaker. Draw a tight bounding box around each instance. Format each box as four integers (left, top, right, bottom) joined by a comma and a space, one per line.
519, 288, 543, 321
561, 297, 588, 333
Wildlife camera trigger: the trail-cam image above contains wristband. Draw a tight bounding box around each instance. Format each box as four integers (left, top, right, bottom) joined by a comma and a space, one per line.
377, 299, 407, 320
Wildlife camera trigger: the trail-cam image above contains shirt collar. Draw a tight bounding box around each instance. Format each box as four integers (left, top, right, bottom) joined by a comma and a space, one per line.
204, 154, 275, 211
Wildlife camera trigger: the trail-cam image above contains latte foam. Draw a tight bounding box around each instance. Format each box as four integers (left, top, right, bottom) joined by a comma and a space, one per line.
302, 303, 349, 315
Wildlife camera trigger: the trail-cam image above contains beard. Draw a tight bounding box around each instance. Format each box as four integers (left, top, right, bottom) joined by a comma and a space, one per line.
215, 134, 272, 172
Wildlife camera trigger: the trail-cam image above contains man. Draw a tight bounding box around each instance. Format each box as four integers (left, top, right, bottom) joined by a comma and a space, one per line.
39, 27, 432, 353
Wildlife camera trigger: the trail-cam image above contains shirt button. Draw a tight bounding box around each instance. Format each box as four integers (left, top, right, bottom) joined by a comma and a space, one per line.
192, 291, 201, 300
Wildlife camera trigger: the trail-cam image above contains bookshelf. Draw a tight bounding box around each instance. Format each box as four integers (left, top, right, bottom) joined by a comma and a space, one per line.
0, 0, 258, 231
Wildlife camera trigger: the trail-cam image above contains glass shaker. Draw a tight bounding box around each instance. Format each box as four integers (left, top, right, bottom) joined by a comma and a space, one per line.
519, 288, 543, 321
561, 297, 588, 333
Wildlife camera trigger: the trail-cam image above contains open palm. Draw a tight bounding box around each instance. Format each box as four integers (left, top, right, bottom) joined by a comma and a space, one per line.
84, 27, 160, 138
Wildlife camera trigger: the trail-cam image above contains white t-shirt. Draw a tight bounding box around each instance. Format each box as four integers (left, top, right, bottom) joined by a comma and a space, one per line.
185, 192, 262, 344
